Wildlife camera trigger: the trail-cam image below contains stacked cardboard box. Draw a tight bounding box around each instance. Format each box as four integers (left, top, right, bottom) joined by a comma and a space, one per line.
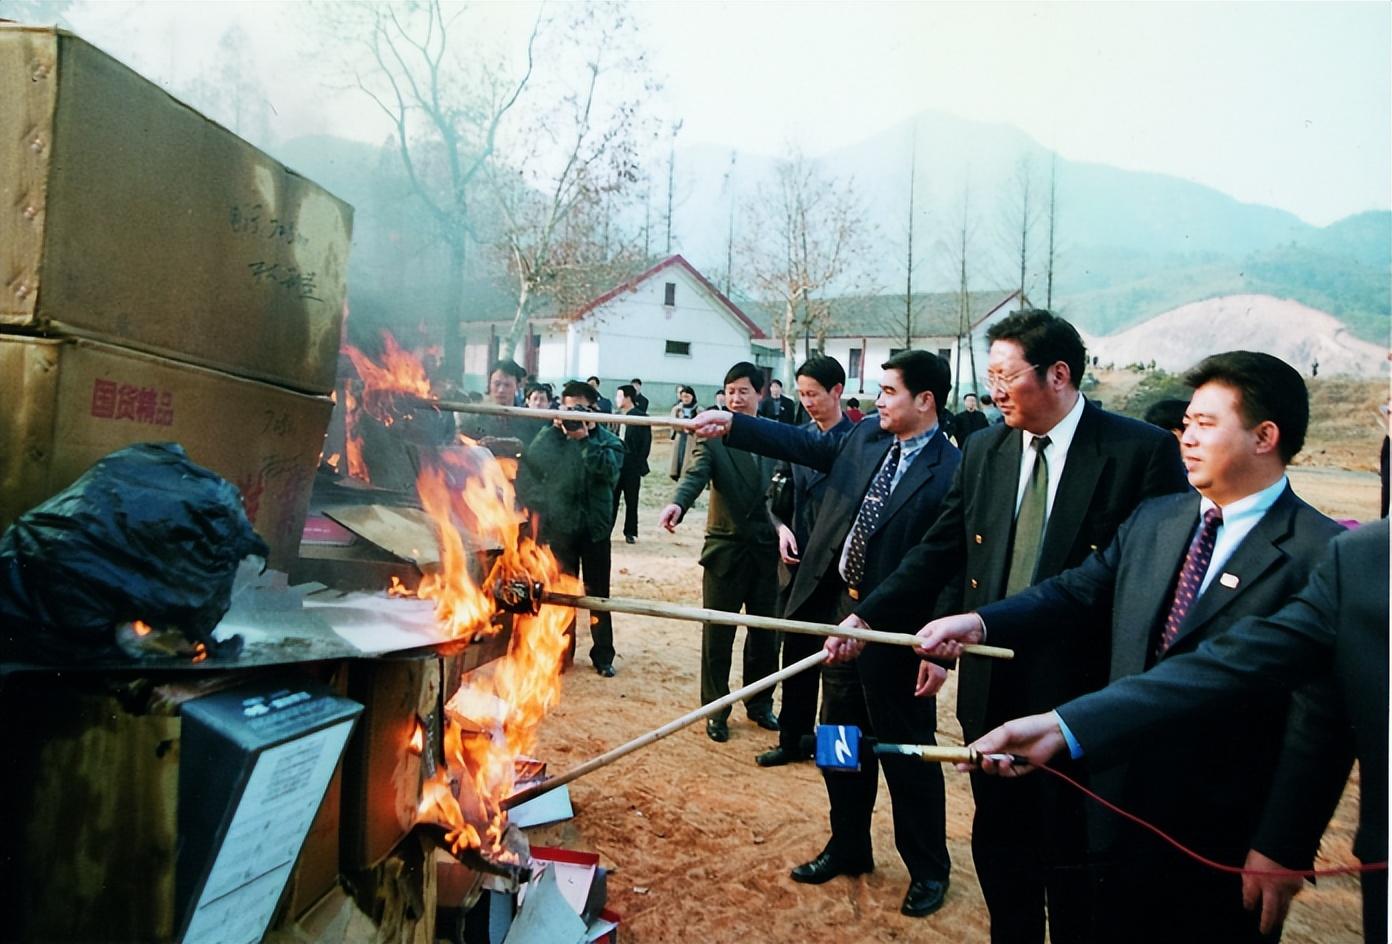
0, 24, 353, 567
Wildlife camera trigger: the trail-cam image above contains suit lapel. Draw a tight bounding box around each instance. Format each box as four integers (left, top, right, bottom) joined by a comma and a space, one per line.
874, 430, 945, 533
1115, 495, 1198, 676
1036, 403, 1104, 579
1169, 486, 1295, 652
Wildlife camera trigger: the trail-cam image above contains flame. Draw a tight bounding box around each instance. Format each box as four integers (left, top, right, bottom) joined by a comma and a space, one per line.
131, 619, 153, 637
408, 718, 426, 755
348, 332, 577, 862
343, 383, 369, 481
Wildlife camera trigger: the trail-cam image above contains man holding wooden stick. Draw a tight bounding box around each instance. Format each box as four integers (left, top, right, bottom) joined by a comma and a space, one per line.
691, 349, 960, 919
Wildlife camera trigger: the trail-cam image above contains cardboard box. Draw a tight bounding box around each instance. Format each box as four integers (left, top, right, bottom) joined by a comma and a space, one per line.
0, 334, 332, 568
0, 25, 353, 394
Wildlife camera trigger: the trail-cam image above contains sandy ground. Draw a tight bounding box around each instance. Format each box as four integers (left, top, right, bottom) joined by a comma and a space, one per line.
524, 439, 1375, 943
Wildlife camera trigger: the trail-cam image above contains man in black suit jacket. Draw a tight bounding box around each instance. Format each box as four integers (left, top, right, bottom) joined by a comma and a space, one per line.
759, 379, 799, 424
660, 363, 781, 742
917, 352, 1344, 942
694, 350, 962, 919
611, 384, 651, 544
845, 310, 1187, 943
953, 392, 990, 444
968, 518, 1388, 943
759, 356, 853, 769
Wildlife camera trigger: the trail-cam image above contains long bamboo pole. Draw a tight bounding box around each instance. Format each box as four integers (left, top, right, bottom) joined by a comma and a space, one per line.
501, 650, 830, 810
540, 592, 1013, 660
431, 399, 695, 430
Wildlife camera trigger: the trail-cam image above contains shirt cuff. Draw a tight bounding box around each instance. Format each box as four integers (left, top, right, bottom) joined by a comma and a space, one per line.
1054, 711, 1084, 760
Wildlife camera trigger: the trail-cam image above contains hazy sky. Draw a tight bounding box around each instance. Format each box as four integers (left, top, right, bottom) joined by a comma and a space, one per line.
49, 0, 1392, 226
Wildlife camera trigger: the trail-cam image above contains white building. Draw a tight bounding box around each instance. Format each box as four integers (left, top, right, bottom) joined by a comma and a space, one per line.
750, 289, 1026, 406
459, 255, 767, 408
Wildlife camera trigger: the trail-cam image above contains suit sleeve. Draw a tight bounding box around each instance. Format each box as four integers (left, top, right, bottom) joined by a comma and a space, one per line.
671, 435, 715, 513
1057, 532, 1345, 769
725, 412, 843, 473
1248, 673, 1355, 871
852, 453, 966, 632
976, 513, 1126, 647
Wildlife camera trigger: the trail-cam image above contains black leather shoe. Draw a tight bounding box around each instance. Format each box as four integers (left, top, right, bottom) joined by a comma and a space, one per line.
625, 535, 636, 544
790, 850, 873, 885
705, 719, 729, 742
756, 745, 811, 767
900, 878, 949, 917
747, 710, 780, 731
594, 663, 616, 678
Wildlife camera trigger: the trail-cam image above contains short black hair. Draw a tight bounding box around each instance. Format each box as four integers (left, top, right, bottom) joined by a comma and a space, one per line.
1142, 398, 1189, 433
524, 382, 549, 400
986, 309, 1087, 390
679, 385, 696, 398
796, 355, 846, 393
963, 392, 979, 404
561, 380, 598, 404
847, 397, 860, 408
489, 359, 526, 383
881, 349, 951, 410
723, 361, 764, 391
630, 377, 643, 386
769, 378, 783, 390
617, 383, 638, 401
1183, 351, 1308, 463
586, 375, 601, 386
980, 394, 993, 406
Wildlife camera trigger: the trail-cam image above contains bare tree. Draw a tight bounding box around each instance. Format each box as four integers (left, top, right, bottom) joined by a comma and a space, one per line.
1002, 154, 1039, 300
948, 185, 980, 408
488, 5, 656, 358
739, 150, 876, 384
663, 120, 684, 256
330, 0, 539, 379
179, 24, 274, 147
899, 132, 925, 348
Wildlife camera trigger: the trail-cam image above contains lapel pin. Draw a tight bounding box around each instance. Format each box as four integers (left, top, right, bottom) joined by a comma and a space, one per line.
1219, 572, 1239, 589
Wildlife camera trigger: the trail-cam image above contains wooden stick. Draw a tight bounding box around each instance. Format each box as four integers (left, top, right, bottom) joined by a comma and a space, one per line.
539, 592, 1014, 660
430, 399, 694, 430
501, 650, 830, 810
874, 743, 979, 764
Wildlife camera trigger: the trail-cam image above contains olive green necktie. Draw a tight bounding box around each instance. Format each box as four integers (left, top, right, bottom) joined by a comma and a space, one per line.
1006, 435, 1051, 595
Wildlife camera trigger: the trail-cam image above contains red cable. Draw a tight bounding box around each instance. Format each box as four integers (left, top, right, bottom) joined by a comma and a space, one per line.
1033, 760, 1388, 878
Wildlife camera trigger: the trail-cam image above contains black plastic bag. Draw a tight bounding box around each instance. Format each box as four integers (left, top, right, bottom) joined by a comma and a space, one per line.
0, 443, 268, 663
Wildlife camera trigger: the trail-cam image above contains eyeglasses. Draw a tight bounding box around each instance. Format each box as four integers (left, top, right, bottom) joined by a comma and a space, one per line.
985, 363, 1040, 392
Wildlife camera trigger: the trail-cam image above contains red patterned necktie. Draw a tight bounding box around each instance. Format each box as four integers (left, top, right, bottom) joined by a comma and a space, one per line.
1156, 507, 1223, 657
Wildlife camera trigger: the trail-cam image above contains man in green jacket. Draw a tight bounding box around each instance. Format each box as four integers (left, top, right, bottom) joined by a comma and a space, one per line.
659, 361, 781, 742
516, 380, 625, 676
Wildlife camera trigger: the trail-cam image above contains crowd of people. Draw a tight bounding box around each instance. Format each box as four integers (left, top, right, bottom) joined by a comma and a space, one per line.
460, 308, 1387, 943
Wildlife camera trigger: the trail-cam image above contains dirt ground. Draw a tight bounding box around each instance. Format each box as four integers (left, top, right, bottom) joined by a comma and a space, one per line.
525, 438, 1375, 943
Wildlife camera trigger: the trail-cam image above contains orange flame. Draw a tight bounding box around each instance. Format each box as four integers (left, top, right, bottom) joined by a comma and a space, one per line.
343, 383, 369, 481
348, 332, 577, 861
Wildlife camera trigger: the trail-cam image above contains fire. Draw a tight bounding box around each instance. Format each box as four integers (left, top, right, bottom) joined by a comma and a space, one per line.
346, 332, 578, 862
343, 383, 368, 481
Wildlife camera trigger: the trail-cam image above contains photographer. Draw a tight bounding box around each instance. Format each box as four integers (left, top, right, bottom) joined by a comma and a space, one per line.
515, 381, 626, 676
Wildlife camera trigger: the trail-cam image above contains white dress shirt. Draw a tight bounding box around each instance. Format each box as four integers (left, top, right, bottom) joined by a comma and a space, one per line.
1015, 392, 1087, 519
1196, 475, 1289, 595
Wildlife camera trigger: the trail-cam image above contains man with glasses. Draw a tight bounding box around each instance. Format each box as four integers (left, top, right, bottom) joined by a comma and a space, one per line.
831, 309, 1186, 943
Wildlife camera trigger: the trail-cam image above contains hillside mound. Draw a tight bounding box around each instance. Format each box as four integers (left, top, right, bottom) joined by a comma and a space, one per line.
1082, 295, 1387, 376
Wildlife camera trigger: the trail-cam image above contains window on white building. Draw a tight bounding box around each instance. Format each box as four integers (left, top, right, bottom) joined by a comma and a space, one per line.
664, 282, 677, 306
665, 340, 691, 356
848, 348, 862, 379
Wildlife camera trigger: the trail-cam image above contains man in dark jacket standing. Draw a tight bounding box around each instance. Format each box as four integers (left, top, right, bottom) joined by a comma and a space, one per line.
759, 378, 799, 424
840, 310, 1187, 943
516, 380, 625, 677
612, 384, 651, 545
759, 356, 853, 768
659, 362, 781, 741
692, 350, 961, 920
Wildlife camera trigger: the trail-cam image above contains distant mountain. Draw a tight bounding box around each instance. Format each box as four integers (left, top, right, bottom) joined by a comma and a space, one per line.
666, 110, 1391, 344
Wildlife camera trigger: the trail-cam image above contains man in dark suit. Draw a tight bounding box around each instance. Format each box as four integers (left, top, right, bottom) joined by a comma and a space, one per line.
659, 362, 781, 742
916, 351, 1344, 942
611, 384, 651, 545
843, 309, 1188, 943
967, 518, 1388, 944
953, 392, 990, 444
759, 378, 799, 424
692, 350, 961, 919
629, 377, 649, 413
587, 376, 614, 416
758, 356, 853, 768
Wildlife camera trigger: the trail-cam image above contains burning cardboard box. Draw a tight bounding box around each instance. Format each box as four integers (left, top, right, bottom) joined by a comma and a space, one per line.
0, 24, 353, 396
0, 335, 332, 568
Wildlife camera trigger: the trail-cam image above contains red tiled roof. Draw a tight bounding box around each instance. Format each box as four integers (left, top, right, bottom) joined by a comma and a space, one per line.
565, 254, 766, 339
